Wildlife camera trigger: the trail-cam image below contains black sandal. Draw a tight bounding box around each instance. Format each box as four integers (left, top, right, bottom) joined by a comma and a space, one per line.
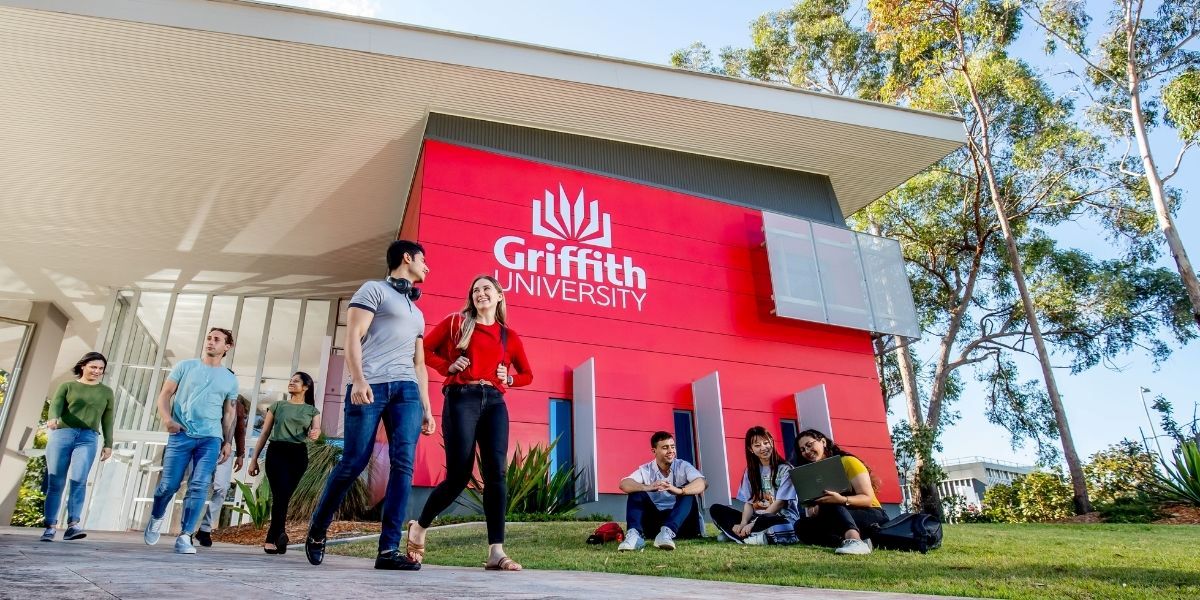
276, 532, 289, 555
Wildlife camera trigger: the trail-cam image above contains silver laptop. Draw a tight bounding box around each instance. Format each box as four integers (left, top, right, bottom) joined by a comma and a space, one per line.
788, 457, 853, 505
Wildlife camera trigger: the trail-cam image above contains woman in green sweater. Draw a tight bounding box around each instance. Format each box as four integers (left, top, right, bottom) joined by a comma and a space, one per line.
248, 371, 321, 554
41, 351, 114, 542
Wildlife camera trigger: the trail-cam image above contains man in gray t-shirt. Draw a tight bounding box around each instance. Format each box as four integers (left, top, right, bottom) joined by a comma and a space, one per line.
306, 240, 436, 571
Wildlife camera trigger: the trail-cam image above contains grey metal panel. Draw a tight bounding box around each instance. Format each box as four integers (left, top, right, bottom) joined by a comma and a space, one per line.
572, 357, 599, 503
794, 384, 832, 439
692, 371, 731, 509
425, 114, 845, 226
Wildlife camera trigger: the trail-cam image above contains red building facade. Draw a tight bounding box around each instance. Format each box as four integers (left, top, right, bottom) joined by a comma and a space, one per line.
400, 140, 900, 506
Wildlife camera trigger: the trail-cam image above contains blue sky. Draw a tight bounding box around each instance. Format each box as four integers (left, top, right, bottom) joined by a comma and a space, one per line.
271, 0, 1199, 466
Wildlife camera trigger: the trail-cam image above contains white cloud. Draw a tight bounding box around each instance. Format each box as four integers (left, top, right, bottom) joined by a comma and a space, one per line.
275, 0, 381, 18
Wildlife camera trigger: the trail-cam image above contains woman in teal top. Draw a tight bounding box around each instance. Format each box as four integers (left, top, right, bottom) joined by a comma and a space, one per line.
41, 352, 115, 542
248, 371, 321, 554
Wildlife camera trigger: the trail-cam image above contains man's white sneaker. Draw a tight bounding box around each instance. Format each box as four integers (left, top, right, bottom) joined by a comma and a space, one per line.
617, 528, 644, 551
174, 534, 197, 554
143, 517, 164, 546
834, 538, 873, 555
653, 527, 676, 550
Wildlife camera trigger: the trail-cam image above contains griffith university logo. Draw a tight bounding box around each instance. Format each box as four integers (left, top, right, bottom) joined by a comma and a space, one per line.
493, 184, 647, 311
532, 185, 612, 248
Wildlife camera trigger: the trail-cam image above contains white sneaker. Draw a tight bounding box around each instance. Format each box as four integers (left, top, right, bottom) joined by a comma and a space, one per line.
143, 517, 165, 545
653, 527, 676, 550
174, 534, 197, 554
834, 538, 873, 555
617, 528, 644, 552
743, 531, 768, 545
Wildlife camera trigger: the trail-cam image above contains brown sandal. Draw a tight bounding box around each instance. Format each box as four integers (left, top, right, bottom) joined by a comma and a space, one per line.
484, 556, 522, 571
405, 520, 425, 563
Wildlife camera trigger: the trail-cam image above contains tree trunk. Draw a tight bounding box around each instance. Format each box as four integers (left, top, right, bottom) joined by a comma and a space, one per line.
1127, 54, 1200, 331
955, 31, 1092, 514
896, 345, 944, 518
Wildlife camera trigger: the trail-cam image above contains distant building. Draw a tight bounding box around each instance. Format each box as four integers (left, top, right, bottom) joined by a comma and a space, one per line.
937, 457, 1034, 507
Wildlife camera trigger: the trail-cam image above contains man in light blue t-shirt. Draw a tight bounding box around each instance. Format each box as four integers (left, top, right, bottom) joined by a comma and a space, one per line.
143, 327, 239, 554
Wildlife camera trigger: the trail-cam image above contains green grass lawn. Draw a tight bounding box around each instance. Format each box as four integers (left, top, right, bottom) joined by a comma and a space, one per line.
329, 521, 1200, 599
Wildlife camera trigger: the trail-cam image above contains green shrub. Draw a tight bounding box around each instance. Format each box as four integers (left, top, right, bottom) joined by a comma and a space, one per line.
1084, 440, 1158, 505
1016, 470, 1074, 522
982, 481, 1020, 522
287, 439, 372, 521
10, 457, 46, 527
1095, 494, 1162, 523
1151, 440, 1200, 506
461, 440, 586, 516
981, 470, 1073, 523
232, 479, 271, 528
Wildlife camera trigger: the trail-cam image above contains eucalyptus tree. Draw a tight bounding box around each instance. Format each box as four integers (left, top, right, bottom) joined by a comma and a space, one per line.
1027, 0, 1200, 330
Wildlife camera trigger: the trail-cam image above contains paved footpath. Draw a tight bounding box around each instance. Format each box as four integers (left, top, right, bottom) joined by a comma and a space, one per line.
1, 526, 975, 600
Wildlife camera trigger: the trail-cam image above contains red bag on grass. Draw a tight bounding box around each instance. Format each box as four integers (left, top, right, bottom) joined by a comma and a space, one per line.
586, 522, 624, 544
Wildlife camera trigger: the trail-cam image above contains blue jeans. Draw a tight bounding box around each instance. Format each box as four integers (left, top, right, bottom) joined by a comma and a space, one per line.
151, 432, 221, 535
625, 492, 702, 539
310, 380, 423, 552
43, 428, 99, 526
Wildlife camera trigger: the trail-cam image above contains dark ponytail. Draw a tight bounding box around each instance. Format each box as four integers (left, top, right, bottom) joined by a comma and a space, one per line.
294, 371, 317, 407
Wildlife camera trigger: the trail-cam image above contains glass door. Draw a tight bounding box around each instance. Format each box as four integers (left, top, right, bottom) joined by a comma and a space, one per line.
0, 317, 35, 442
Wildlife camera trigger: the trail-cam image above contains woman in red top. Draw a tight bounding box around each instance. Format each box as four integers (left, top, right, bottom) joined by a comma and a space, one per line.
407, 274, 533, 571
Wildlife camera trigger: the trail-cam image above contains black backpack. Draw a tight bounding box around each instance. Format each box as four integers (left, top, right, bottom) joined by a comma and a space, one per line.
868, 513, 943, 553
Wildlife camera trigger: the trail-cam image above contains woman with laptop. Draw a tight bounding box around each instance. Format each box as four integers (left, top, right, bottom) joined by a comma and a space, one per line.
709, 426, 799, 544
791, 429, 888, 555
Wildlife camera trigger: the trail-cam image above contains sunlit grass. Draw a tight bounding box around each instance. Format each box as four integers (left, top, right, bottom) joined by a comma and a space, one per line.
329, 521, 1200, 599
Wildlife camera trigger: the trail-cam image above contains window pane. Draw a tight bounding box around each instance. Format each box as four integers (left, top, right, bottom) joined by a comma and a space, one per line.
763, 212, 825, 323
127, 292, 171, 367
163, 295, 206, 369
549, 399, 573, 475
232, 298, 268, 376
858, 232, 920, 338
811, 222, 872, 330
263, 299, 301, 380
298, 300, 331, 376
673, 410, 696, 465
780, 420, 799, 464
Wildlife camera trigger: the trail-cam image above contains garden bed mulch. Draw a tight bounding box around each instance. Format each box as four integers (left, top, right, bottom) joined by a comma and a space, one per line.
1154, 504, 1200, 524
210, 520, 381, 546
1053, 504, 1200, 525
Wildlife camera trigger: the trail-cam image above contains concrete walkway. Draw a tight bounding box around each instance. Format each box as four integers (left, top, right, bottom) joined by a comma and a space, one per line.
1, 527, 973, 600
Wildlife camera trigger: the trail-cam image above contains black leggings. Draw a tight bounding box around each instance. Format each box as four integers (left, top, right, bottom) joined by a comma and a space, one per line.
796, 505, 889, 547
265, 441, 309, 544
417, 384, 509, 544
709, 503, 790, 539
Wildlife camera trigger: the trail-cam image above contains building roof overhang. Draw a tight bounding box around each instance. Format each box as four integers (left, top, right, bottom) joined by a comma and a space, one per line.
0, 0, 964, 322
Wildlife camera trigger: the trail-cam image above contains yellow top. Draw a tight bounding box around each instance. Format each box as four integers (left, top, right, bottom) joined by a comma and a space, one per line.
841, 456, 882, 508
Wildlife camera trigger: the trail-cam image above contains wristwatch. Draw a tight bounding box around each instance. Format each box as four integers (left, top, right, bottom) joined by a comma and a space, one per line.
506, 374, 513, 386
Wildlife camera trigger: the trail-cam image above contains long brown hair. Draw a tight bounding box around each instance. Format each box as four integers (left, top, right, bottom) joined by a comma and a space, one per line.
744, 426, 787, 502
793, 428, 880, 492
456, 275, 507, 351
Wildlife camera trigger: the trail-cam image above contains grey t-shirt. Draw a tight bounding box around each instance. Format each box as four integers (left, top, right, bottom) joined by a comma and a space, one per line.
626, 459, 705, 510
347, 280, 425, 384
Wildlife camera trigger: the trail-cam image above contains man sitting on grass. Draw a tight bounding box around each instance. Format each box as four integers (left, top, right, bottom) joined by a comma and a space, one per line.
617, 431, 707, 551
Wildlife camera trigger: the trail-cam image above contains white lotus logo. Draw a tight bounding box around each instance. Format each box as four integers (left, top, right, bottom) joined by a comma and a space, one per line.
532, 185, 612, 248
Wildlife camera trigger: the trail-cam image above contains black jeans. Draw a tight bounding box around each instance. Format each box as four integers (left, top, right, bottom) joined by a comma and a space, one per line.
796, 505, 889, 547
708, 503, 790, 539
625, 492, 702, 539
417, 384, 509, 544
265, 441, 309, 544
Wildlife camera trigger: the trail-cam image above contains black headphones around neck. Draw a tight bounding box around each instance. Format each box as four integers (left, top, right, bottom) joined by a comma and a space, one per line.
385, 276, 421, 301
